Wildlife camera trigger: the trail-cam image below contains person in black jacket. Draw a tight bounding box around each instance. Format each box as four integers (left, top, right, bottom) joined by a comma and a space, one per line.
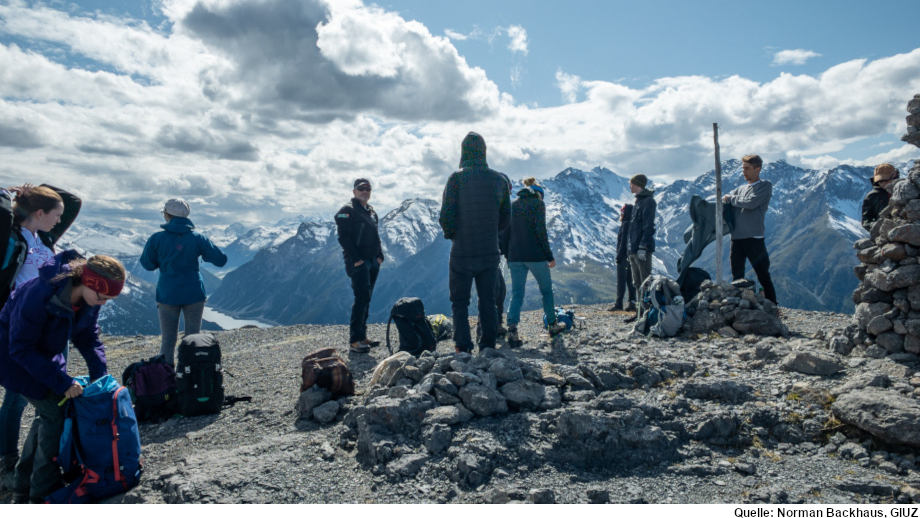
439, 132, 511, 353
862, 163, 899, 232
335, 179, 385, 354
501, 178, 564, 346
627, 174, 656, 318
610, 204, 636, 312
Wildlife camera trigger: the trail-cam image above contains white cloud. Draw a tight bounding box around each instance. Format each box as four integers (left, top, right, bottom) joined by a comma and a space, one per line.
444, 29, 468, 41
772, 48, 822, 66
505, 25, 528, 55
0, 0, 917, 231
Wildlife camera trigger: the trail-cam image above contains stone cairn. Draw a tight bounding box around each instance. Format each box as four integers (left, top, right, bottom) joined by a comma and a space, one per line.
837, 94, 920, 359
683, 279, 787, 338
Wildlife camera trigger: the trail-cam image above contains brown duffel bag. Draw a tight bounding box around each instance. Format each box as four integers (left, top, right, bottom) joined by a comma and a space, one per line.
300, 348, 355, 396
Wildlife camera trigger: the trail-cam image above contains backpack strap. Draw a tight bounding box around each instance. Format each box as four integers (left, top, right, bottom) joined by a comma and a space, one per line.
111, 387, 127, 489
223, 395, 253, 407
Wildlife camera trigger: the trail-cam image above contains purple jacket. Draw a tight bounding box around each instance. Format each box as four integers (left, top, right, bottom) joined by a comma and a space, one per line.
0, 250, 107, 399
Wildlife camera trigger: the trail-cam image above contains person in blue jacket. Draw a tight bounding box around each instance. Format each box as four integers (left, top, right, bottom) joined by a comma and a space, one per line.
0, 251, 125, 503
140, 198, 227, 365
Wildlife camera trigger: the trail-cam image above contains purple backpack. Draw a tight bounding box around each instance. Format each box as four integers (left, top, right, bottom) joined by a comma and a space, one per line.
121, 355, 178, 422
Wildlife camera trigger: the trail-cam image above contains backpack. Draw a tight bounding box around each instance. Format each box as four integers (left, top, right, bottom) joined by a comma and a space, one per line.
679, 267, 711, 303
48, 375, 143, 504
543, 306, 576, 333
121, 355, 178, 422
0, 189, 27, 309
636, 275, 686, 337
386, 297, 438, 357
300, 348, 355, 397
176, 333, 224, 416
427, 314, 453, 342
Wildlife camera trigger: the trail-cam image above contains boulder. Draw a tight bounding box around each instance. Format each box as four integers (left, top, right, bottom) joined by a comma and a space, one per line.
312, 400, 340, 424
856, 302, 893, 329
488, 359, 523, 383
387, 453, 429, 477
458, 384, 508, 416
866, 316, 894, 335
297, 386, 332, 418
539, 386, 562, 410
890, 179, 920, 208
881, 243, 908, 261
423, 424, 452, 454
832, 389, 920, 447
681, 380, 752, 403
876, 332, 905, 353
688, 308, 727, 334
779, 352, 845, 376
731, 309, 784, 336
500, 380, 545, 411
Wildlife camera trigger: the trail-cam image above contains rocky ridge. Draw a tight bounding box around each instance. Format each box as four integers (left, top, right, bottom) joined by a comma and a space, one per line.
4, 305, 920, 504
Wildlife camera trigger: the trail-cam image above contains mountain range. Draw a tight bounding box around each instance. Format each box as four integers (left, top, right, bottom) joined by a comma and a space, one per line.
60, 160, 912, 335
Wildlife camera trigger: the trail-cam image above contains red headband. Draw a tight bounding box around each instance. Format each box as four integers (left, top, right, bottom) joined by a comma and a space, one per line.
81, 267, 124, 297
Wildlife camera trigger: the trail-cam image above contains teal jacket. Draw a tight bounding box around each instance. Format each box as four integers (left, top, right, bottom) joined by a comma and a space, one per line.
140, 217, 227, 305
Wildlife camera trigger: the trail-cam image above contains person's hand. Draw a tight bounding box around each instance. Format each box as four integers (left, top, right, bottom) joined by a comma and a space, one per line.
10, 183, 36, 197
548, 260, 556, 268
377, 257, 383, 265
637, 249, 647, 262
354, 259, 365, 267
64, 383, 83, 399
722, 195, 730, 203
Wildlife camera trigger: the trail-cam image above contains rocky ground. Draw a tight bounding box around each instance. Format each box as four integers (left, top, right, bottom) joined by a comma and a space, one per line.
3, 304, 920, 504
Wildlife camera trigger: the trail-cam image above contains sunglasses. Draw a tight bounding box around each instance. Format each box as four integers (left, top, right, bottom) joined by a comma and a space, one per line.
356, 186, 372, 192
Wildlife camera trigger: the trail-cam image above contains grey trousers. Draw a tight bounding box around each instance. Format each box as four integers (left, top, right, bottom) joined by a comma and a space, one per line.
158, 300, 206, 365
14, 394, 65, 501
628, 253, 653, 296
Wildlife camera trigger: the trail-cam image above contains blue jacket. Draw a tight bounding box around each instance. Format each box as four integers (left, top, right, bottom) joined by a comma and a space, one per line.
0, 251, 108, 399
139, 217, 228, 306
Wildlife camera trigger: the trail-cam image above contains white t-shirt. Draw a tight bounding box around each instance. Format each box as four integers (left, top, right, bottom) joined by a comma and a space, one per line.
14, 228, 55, 288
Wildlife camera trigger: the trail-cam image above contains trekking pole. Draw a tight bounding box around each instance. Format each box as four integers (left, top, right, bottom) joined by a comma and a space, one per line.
713, 123, 724, 287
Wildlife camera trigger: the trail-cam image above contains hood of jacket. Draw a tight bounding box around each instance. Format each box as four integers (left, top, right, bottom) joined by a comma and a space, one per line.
516, 186, 543, 200
459, 132, 488, 169
635, 188, 655, 198
161, 216, 195, 234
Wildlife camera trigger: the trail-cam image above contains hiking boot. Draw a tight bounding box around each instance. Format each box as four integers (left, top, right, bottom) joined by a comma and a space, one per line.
607, 302, 623, 312
360, 339, 381, 348
497, 323, 508, 337
623, 313, 638, 323
349, 341, 370, 354
547, 320, 568, 337
506, 326, 523, 348
625, 302, 637, 312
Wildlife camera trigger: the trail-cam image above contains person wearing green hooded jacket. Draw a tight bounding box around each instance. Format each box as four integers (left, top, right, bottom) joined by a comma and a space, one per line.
140, 198, 227, 365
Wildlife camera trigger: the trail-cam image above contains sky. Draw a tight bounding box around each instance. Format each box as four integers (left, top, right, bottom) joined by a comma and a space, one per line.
0, 0, 918, 231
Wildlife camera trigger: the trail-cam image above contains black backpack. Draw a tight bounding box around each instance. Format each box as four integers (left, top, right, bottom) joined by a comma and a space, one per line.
386, 297, 437, 357
176, 333, 224, 416
0, 190, 27, 310
680, 267, 712, 302
121, 355, 178, 422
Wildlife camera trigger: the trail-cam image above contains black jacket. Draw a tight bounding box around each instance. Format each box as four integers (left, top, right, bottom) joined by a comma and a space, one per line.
615, 204, 634, 263
439, 135, 511, 261
499, 187, 553, 263
335, 198, 384, 266
862, 183, 890, 232
628, 188, 656, 254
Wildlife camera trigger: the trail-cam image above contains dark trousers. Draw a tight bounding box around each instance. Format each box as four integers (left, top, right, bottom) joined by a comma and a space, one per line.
730, 238, 777, 304
615, 260, 636, 305
450, 258, 499, 352
348, 260, 380, 344
15, 393, 65, 501
496, 269, 506, 323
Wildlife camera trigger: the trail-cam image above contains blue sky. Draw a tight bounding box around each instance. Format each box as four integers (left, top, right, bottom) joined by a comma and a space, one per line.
0, 0, 918, 229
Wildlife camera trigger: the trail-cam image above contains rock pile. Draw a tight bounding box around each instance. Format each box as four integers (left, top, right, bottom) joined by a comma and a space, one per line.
684, 279, 787, 338
903, 94, 920, 148
846, 144, 920, 359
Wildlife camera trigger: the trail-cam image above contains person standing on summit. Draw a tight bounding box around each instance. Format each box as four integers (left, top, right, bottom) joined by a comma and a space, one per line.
335, 179, 385, 354
439, 132, 511, 353
627, 174, 657, 315
723, 154, 777, 305
140, 199, 228, 365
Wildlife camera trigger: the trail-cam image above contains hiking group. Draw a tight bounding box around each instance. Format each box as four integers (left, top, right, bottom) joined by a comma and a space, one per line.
0, 131, 897, 504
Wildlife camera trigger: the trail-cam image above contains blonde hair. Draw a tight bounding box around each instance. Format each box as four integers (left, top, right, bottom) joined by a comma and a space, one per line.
523, 177, 538, 187
53, 255, 126, 285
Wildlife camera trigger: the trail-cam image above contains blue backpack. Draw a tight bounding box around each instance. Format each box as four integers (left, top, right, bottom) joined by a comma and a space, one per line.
48, 375, 143, 504
543, 306, 576, 333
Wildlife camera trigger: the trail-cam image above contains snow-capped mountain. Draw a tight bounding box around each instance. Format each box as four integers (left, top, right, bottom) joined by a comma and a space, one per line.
198, 217, 306, 272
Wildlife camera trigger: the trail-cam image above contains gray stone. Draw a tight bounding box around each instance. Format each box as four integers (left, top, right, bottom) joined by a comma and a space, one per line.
423, 423, 452, 454
500, 380, 545, 411
367, 351, 414, 391
434, 377, 459, 396
445, 371, 469, 387
832, 373, 890, 396
906, 334, 920, 355
529, 488, 555, 504
387, 453, 429, 477
457, 454, 491, 486
488, 359, 523, 383
312, 400, 340, 424
867, 316, 894, 335
865, 265, 920, 292
539, 386, 562, 410
458, 384, 508, 416
689, 308, 727, 334
297, 386, 332, 418
779, 352, 845, 376
856, 302, 894, 329
877, 332, 905, 353
890, 180, 920, 208
483, 488, 510, 504
587, 489, 610, 504
435, 388, 461, 405
424, 406, 465, 425
731, 309, 784, 336
681, 380, 753, 403
415, 373, 441, 395
833, 388, 920, 447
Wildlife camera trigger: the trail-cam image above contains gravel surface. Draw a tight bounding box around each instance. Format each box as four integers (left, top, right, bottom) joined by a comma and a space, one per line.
2, 304, 919, 504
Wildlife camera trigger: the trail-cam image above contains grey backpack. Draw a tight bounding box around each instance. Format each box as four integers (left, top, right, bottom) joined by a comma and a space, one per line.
635, 275, 685, 337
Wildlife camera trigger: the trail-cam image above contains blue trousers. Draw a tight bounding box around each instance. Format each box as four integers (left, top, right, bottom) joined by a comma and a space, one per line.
507, 261, 555, 326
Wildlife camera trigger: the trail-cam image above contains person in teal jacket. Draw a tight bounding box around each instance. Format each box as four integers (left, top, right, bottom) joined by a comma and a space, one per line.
140, 199, 227, 365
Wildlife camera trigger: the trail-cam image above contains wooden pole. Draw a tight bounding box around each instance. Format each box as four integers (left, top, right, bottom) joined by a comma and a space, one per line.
713, 123, 723, 286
